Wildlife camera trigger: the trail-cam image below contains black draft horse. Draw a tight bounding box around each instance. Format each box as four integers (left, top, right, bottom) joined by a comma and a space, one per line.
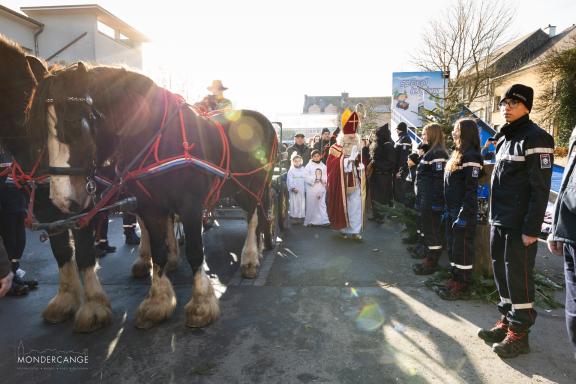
0, 36, 106, 331
0, 36, 178, 332
29, 63, 277, 329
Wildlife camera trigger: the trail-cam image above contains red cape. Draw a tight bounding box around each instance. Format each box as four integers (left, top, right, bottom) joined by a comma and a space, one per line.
326, 144, 348, 230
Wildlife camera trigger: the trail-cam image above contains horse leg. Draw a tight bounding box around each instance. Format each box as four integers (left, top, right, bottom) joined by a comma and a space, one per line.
241, 209, 260, 278
181, 205, 220, 328
134, 211, 176, 329
132, 216, 152, 278
42, 230, 83, 324
165, 214, 180, 272
73, 225, 112, 333
132, 215, 179, 277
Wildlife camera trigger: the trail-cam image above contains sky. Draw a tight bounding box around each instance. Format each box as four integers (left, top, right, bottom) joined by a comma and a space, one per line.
3, 0, 576, 119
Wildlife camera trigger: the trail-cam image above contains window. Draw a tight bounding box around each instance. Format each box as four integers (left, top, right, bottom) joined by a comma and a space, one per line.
97, 20, 115, 39
493, 96, 501, 111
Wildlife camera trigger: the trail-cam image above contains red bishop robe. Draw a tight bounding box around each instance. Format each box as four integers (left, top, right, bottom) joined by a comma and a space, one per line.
326, 143, 366, 230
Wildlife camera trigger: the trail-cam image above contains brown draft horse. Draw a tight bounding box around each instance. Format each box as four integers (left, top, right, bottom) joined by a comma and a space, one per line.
28, 63, 277, 329
0, 36, 105, 331
0, 36, 178, 332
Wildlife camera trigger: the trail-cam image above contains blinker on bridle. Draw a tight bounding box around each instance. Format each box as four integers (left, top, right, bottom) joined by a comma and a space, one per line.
46, 94, 102, 182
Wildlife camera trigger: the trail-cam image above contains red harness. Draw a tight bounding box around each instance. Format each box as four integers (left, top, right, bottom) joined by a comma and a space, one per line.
76, 89, 277, 229
0, 150, 48, 227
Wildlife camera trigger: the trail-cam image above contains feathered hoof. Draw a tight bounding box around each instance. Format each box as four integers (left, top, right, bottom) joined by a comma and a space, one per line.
73, 297, 112, 333
134, 276, 176, 329
185, 295, 220, 328
131, 257, 152, 279
42, 292, 80, 324
241, 263, 260, 279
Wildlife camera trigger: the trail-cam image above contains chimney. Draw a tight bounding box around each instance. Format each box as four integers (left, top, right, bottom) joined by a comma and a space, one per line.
547, 24, 557, 37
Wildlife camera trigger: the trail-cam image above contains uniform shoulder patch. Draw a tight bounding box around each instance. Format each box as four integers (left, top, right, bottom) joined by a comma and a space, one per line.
540, 153, 551, 169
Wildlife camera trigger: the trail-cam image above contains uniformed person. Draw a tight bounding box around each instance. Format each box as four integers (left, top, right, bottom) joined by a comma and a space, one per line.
412, 124, 449, 275
438, 119, 483, 300
394, 122, 413, 205
478, 84, 554, 358
547, 125, 576, 357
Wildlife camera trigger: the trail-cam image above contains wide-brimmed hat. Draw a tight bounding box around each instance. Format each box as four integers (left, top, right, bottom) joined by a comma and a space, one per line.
207, 80, 228, 92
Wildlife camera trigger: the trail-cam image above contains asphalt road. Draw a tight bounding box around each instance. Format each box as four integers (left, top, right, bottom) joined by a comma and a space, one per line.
0, 215, 574, 384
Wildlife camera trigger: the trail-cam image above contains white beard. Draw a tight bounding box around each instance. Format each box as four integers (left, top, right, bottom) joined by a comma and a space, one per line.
337, 133, 361, 156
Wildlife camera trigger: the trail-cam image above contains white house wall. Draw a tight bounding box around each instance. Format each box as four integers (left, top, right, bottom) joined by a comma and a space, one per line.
33, 13, 96, 64
94, 32, 142, 69
0, 17, 35, 52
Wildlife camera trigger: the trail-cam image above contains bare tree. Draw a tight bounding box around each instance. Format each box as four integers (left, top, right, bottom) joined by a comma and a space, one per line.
413, 0, 514, 109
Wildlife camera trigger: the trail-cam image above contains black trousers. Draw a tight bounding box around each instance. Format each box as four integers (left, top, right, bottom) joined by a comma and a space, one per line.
123, 212, 137, 235
94, 212, 109, 243
446, 211, 475, 282
393, 173, 406, 205
490, 226, 537, 331
0, 211, 26, 272
421, 209, 443, 262
564, 243, 576, 352
370, 171, 393, 218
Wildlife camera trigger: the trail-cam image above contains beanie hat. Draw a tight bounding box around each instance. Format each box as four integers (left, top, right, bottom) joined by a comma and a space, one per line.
501, 84, 534, 112
408, 152, 420, 165
397, 122, 407, 132
310, 149, 320, 157
417, 143, 430, 152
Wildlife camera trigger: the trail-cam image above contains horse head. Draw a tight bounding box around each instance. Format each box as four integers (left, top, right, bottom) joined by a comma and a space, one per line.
29, 62, 157, 213
0, 35, 49, 171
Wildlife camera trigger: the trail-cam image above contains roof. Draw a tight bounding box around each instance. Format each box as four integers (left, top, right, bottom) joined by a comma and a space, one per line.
304, 94, 391, 114
21, 4, 149, 42
522, 25, 576, 67
0, 4, 43, 28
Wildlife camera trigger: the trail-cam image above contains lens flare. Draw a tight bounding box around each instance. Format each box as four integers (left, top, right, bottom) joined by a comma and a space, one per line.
350, 287, 359, 297
355, 303, 385, 331
224, 109, 242, 122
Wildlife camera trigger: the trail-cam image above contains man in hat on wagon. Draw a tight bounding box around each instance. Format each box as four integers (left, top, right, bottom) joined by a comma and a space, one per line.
326, 109, 366, 240
197, 79, 232, 112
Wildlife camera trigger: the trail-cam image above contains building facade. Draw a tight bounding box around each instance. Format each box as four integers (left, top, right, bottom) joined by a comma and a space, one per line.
466, 25, 576, 134
0, 4, 147, 69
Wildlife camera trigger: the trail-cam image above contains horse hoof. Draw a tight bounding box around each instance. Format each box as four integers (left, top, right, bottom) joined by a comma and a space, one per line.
241, 263, 260, 279
185, 298, 220, 328
131, 259, 151, 278
134, 277, 176, 329
135, 298, 175, 329
73, 299, 112, 333
42, 293, 80, 324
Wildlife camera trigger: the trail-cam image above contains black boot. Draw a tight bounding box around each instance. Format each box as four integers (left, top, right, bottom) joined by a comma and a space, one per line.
478, 317, 508, 344
412, 257, 438, 275
125, 230, 141, 245
97, 241, 116, 253
7, 279, 29, 296
13, 275, 38, 290
437, 279, 470, 300
492, 329, 530, 358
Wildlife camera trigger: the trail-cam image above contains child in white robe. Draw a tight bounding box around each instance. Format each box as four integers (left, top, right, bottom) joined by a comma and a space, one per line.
304, 150, 330, 226
287, 154, 306, 220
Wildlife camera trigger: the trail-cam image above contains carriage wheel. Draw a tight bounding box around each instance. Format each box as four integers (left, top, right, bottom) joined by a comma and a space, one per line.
264, 188, 279, 250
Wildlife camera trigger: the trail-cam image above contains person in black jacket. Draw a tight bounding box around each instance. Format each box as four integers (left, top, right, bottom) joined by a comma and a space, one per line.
287, 133, 311, 166
369, 124, 396, 223
394, 122, 413, 205
478, 84, 554, 358
412, 124, 449, 275
313, 128, 332, 164
438, 119, 483, 300
548, 125, 576, 356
